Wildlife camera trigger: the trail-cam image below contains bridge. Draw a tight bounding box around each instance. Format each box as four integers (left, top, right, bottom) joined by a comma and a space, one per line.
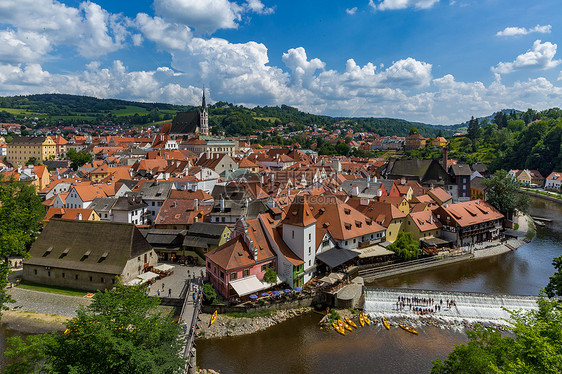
178, 285, 203, 374
364, 287, 539, 323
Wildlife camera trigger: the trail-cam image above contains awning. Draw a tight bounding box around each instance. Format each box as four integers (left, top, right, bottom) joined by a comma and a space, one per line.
230, 275, 266, 297
153, 264, 174, 272
126, 278, 143, 286
316, 248, 360, 268
137, 271, 159, 284
420, 237, 451, 247
319, 276, 336, 284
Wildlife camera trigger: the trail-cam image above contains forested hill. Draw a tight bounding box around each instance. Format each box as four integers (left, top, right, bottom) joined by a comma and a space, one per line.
0, 93, 459, 137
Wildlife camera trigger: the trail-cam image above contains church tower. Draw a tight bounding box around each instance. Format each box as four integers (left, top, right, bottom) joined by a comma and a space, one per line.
200, 90, 209, 136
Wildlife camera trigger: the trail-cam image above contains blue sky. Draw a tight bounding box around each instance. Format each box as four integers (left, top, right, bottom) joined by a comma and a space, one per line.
0, 0, 561, 124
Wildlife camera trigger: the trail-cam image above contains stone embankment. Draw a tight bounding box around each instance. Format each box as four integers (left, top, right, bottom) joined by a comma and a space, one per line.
196, 307, 312, 339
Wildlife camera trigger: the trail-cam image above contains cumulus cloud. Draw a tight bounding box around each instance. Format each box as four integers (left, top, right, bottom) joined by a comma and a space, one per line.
135, 14, 192, 50
346, 7, 358, 15
496, 24, 552, 37
245, 0, 274, 15
0, 30, 51, 63
0, 0, 129, 58
493, 40, 561, 74
380, 57, 432, 87
154, 0, 243, 34
370, 0, 440, 11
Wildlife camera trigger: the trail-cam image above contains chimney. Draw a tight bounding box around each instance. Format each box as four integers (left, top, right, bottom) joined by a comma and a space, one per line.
220, 194, 225, 212
401, 177, 406, 185
77, 213, 82, 220
194, 198, 199, 210
377, 189, 382, 197
374, 176, 378, 183
443, 147, 448, 170
351, 185, 359, 196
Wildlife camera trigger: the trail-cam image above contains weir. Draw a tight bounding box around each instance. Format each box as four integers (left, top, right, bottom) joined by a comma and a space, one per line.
364, 287, 539, 322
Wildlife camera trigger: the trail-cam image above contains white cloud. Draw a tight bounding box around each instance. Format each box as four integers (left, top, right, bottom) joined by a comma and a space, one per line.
245, 0, 274, 15
493, 40, 561, 74
346, 7, 358, 15
154, 0, 243, 34
370, 0, 440, 11
496, 24, 552, 37
0, 30, 51, 63
135, 14, 192, 50
380, 57, 432, 87
0, 0, 129, 58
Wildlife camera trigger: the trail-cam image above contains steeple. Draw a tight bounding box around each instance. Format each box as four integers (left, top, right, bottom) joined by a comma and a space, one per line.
199, 87, 209, 136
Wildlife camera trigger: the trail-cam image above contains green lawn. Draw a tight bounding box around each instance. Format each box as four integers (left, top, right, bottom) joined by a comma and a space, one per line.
112, 105, 150, 116
0, 107, 44, 116
253, 116, 280, 123
17, 281, 92, 297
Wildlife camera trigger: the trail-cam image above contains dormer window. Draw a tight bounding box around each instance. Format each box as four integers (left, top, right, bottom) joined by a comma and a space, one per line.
43, 247, 53, 257
59, 248, 70, 259
80, 250, 91, 262
98, 251, 109, 263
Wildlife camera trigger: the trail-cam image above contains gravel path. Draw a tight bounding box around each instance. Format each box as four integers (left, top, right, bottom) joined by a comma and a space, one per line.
6, 287, 91, 318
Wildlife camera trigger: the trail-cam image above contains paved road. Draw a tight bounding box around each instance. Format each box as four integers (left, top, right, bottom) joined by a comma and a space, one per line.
6, 287, 91, 317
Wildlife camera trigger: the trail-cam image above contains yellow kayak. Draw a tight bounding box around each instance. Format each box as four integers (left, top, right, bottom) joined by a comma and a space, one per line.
363, 313, 371, 326
210, 310, 218, 326
333, 322, 345, 335
339, 319, 352, 331
382, 317, 390, 330
399, 324, 419, 335
359, 313, 365, 327
345, 317, 358, 329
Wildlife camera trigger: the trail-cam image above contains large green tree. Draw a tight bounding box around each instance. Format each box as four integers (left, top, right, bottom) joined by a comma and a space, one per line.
0, 175, 44, 314
387, 232, 419, 261
5, 284, 186, 374
432, 296, 562, 374
66, 148, 93, 171
545, 255, 562, 298
482, 170, 530, 218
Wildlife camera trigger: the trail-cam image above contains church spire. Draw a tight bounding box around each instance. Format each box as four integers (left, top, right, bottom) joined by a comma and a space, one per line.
201, 88, 206, 112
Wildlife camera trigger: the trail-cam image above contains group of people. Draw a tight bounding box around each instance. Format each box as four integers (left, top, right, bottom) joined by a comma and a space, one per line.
394, 295, 458, 315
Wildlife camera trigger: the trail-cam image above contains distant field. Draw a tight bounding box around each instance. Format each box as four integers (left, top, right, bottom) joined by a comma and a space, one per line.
112, 105, 150, 116
377, 150, 405, 159
254, 116, 280, 123
0, 107, 44, 116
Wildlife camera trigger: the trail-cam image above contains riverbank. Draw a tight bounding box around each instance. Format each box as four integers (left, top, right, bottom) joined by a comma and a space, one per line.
0, 310, 68, 334
196, 307, 312, 339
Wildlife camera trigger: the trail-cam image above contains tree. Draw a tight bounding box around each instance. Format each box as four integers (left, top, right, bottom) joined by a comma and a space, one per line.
545, 255, 562, 298
5, 284, 186, 374
263, 268, 278, 284
432, 296, 562, 374
66, 148, 92, 171
0, 175, 44, 315
387, 232, 419, 261
25, 157, 38, 166
467, 116, 481, 150
409, 127, 420, 135
482, 170, 530, 218
202, 283, 218, 305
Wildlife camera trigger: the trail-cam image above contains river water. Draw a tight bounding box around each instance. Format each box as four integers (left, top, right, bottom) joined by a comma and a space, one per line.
197, 197, 562, 373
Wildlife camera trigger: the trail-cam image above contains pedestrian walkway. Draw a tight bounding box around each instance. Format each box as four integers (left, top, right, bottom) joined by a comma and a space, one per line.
146, 264, 205, 299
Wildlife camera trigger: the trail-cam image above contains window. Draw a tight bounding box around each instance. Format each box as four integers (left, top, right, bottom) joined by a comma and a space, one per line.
230, 272, 237, 281
243, 269, 250, 277
220, 271, 224, 279
34, 269, 37, 275
89, 276, 93, 281
322, 240, 329, 247
62, 272, 65, 278
101, 277, 104, 283
48, 271, 51, 277
353, 239, 356, 244
75, 274, 79, 280
308, 233, 311, 241
308, 260, 311, 266
308, 247, 311, 255
292, 230, 294, 239
112, 279, 116, 284
261, 264, 267, 272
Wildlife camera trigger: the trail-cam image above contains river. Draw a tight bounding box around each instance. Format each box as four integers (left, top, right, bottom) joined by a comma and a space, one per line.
196, 197, 562, 373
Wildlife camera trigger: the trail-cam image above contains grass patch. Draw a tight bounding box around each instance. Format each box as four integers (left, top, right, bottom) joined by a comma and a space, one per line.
225, 309, 275, 318
514, 223, 519, 230
17, 281, 91, 297
522, 188, 562, 200
253, 116, 280, 123
328, 309, 341, 324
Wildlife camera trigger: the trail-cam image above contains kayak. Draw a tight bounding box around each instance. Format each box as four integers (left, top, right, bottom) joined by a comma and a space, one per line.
382, 317, 390, 330
210, 310, 218, 326
339, 319, 352, 331
345, 317, 358, 329
399, 324, 419, 335
333, 322, 345, 335
359, 313, 365, 327
363, 313, 371, 326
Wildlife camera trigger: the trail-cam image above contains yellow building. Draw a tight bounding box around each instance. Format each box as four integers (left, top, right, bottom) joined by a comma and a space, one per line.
6, 136, 57, 166
405, 210, 442, 242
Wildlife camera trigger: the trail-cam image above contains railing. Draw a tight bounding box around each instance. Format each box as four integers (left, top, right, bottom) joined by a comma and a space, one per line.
357, 251, 469, 278
181, 290, 202, 374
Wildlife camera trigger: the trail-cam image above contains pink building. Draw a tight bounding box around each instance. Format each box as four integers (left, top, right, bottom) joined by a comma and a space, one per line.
205, 218, 276, 298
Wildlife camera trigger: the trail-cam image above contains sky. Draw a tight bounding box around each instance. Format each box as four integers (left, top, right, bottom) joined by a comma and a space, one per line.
0, 0, 561, 125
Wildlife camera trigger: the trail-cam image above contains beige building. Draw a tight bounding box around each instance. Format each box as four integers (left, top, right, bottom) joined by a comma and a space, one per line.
6, 136, 57, 166
23, 219, 157, 291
